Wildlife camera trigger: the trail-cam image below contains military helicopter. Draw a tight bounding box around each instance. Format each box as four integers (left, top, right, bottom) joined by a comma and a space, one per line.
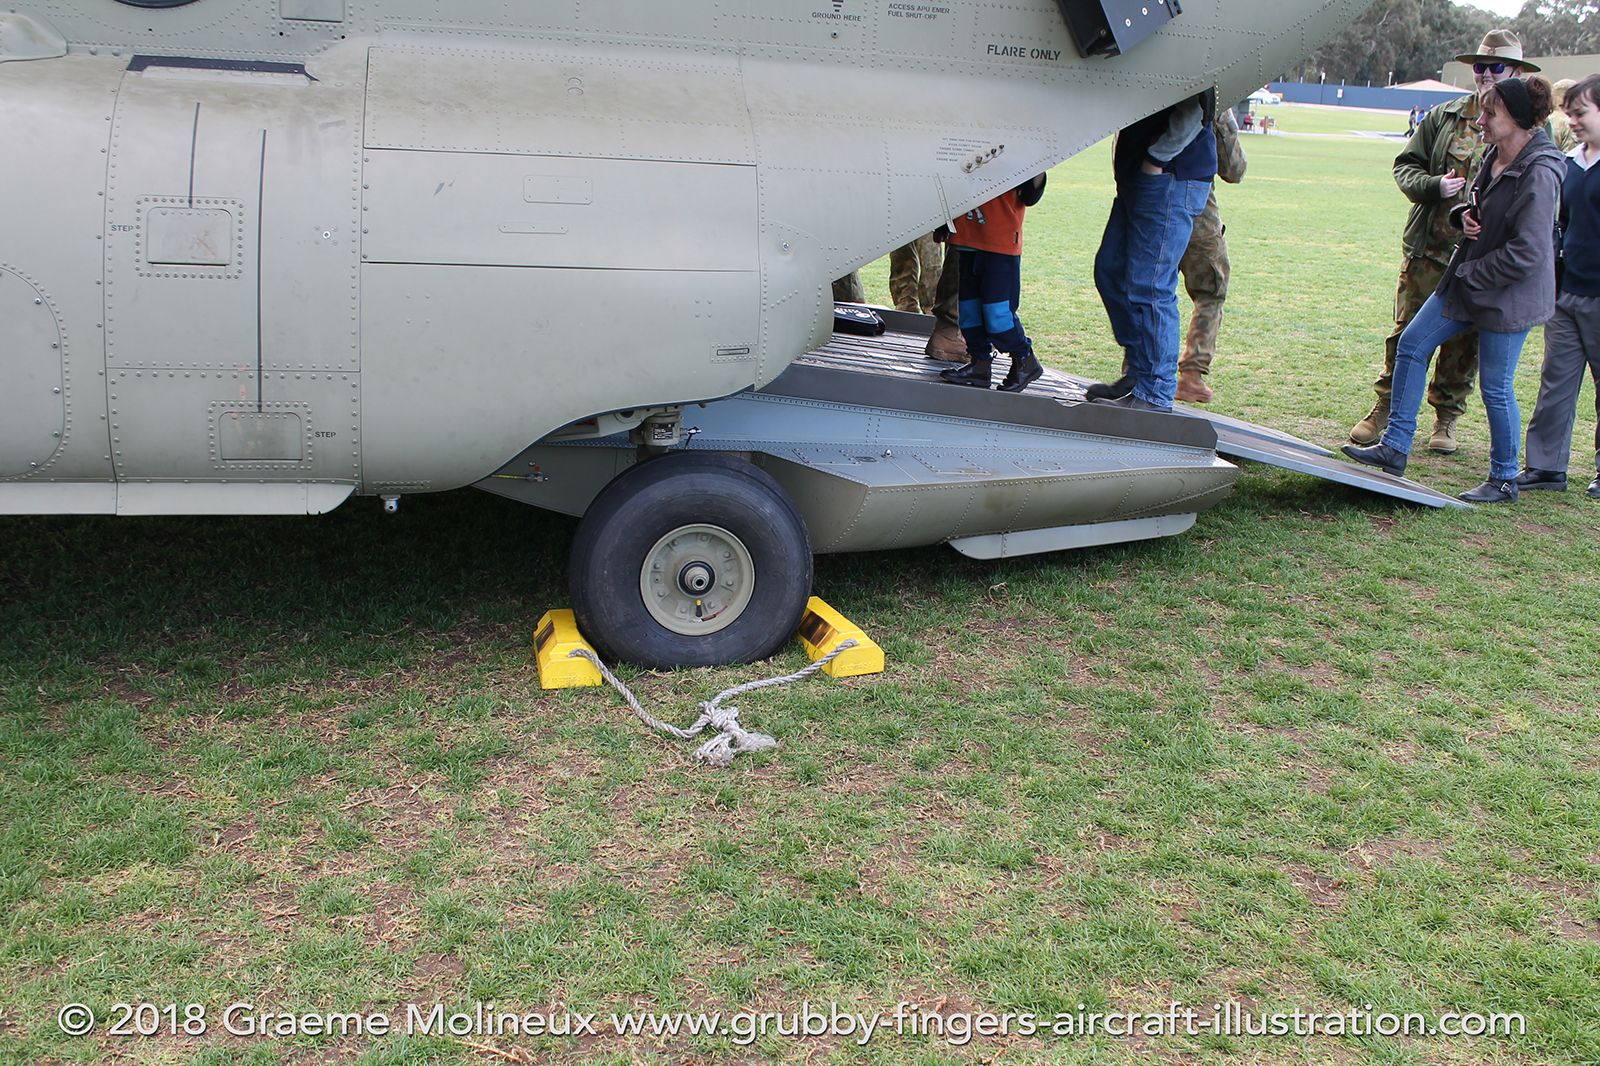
2, 0, 1406, 667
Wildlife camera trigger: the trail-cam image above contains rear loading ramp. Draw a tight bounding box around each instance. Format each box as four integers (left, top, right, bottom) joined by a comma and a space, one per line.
812, 315, 1469, 511
477, 321, 1462, 560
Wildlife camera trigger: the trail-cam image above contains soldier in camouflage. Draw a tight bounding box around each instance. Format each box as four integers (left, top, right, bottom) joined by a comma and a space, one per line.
1349, 29, 1539, 453
1551, 79, 1578, 152
888, 232, 944, 314
832, 271, 865, 303
1176, 106, 1248, 403
923, 236, 965, 359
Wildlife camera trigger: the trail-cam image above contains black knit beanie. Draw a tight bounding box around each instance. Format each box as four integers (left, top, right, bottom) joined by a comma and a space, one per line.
1496, 78, 1536, 129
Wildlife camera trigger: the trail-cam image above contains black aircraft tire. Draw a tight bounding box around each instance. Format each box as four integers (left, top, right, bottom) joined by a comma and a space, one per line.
569, 452, 814, 668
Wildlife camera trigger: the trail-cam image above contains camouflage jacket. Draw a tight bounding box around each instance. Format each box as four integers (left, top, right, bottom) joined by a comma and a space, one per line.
1393, 94, 1483, 264
1216, 108, 1247, 184
1550, 111, 1578, 153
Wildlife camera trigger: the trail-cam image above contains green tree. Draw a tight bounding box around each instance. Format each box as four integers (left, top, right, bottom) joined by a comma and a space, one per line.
1287, 0, 1496, 84
1511, 1, 1600, 56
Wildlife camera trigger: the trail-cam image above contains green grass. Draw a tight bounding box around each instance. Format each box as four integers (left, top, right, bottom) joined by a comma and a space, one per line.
5, 103, 1600, 1066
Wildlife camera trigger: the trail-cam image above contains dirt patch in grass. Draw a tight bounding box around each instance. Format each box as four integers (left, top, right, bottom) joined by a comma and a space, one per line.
1379, 738, 1424, 765
1281, 662, 1346, 691
219, 677, 263, 701
1515, 874, 1597, 901
95, 670, 164, 708
1148, 878, 1201, 924
1548, 905, 1600, 943
350, 781, 458, 851
212, 819, 260, 849
1346, 837, 1443, 870
1083, 829, 1137, 853
1292, 759, 1337, 795
832, 762, 904, 799
1215, 711, 1313, 746
1283, 864, 1346, 910
1517, 873, 1599, 944
367, 881, 421, 947
409, 950, 465, 997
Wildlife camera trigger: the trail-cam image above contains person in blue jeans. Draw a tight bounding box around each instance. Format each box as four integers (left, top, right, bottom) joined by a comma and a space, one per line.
1088, 93, 1217, 413
1344, 77, 1564, 503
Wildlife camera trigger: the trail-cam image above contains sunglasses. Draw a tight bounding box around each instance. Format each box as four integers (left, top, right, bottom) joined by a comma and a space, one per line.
1474, 62, 1510, 75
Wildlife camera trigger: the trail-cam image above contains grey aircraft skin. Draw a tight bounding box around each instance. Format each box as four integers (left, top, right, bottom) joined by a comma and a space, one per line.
0, 0, 1368, 665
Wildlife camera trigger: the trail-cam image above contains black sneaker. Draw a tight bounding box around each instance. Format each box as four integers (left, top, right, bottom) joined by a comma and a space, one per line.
1587, 476, 1600, 500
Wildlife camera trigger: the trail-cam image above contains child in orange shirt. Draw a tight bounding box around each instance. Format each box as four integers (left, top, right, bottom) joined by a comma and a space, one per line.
939, 173, 1047, 392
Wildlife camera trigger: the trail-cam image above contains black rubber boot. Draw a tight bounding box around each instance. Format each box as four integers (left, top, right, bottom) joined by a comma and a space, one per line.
997, 350, 1043, 393
940, 358, 992, 388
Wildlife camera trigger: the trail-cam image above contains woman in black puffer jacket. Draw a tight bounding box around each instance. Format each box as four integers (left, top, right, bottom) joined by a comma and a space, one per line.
1346, 77, 1566, 502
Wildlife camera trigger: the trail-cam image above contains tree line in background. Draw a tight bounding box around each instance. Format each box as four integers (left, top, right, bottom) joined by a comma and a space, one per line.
1290, 0, 1599, 86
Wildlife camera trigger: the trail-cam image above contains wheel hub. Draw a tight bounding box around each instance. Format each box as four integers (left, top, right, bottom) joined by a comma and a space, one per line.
678, 560, 715, 595
640, 523, 756, 635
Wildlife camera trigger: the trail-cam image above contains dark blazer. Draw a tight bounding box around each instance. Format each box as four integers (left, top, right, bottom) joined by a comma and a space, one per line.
1438, 129, 1566, 333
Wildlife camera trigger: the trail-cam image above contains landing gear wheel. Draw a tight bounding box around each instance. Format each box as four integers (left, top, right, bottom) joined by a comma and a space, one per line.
569, 452, 813, 668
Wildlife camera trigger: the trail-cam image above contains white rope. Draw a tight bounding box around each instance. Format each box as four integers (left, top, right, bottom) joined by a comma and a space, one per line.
567, 640, 860, 767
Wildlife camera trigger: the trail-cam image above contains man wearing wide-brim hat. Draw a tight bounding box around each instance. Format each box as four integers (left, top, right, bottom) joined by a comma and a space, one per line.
1348, 30, 1539, 454
1455, 28, 1541, 73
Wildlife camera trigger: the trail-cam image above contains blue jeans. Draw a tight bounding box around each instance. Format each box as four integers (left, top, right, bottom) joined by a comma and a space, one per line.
1094, 173, 1211, 409
1383, 292, 1529, 480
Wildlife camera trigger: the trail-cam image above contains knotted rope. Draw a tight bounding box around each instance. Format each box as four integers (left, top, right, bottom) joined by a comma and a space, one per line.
567, 640, 859, 766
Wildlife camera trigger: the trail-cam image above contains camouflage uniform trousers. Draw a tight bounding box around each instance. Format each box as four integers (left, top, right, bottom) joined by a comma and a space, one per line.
1178, 188, 1228, 376
931, 243, 961, 328
888, 233, 944, 313
1371, 257, 1479, 416
832, 271, 864, 303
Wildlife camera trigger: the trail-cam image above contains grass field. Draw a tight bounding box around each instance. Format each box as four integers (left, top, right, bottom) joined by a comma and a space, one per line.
5, 103, 1600, 1066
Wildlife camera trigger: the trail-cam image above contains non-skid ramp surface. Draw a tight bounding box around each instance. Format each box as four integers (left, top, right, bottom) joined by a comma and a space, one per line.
797, 325, 1467, 510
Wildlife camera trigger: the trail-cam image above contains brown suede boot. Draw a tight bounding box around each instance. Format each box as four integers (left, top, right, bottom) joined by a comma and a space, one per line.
1175, 366, 1212, 403
924, 323, 966, 361
1428, 411, 1459, 454
1349, 396, 1390, 445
